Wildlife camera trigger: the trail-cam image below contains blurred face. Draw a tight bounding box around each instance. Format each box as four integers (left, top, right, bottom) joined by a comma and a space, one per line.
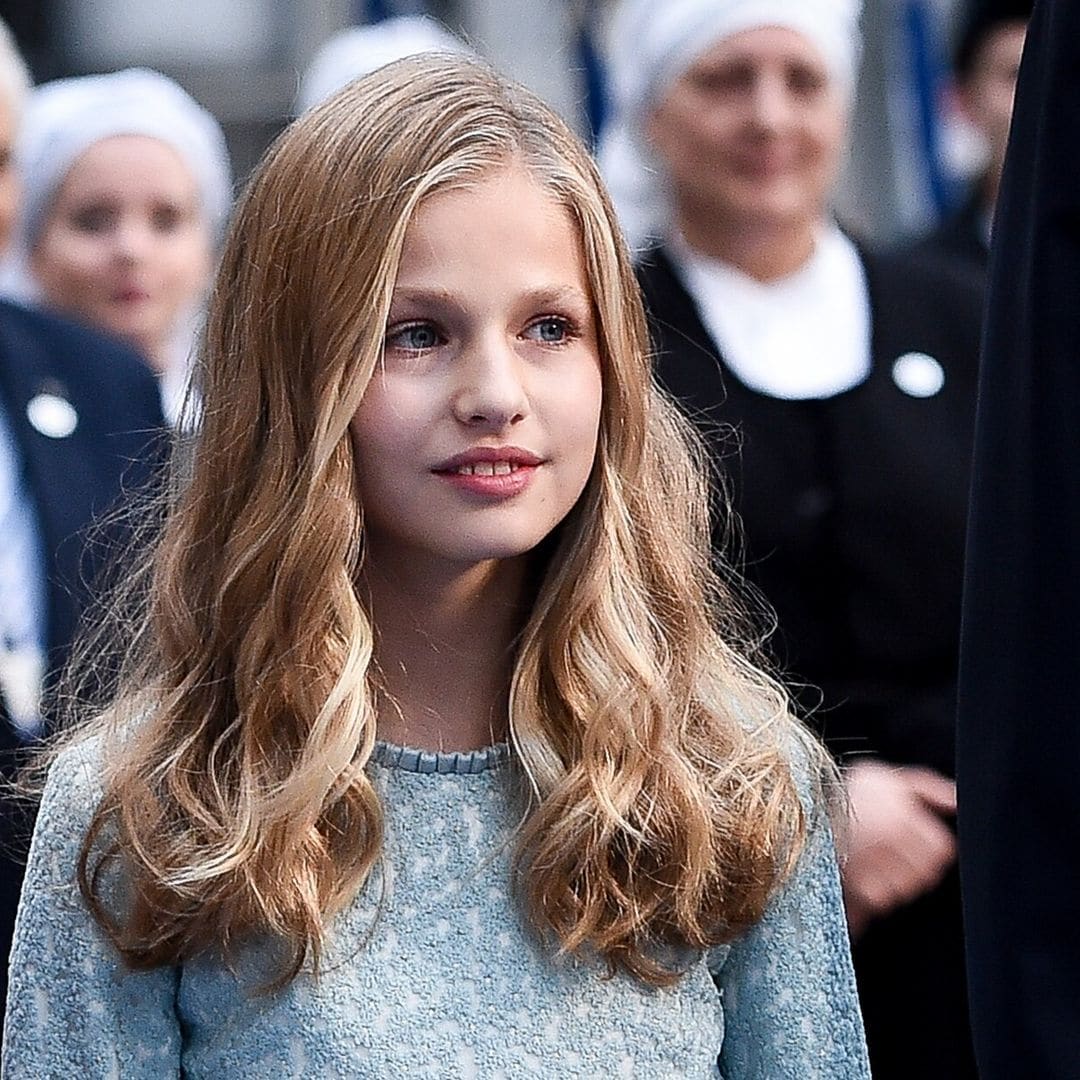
647, 27, 847, 235
31, 134, 212, 369
351, 164, 603, 577
0, 95, 19, 257
959, 21, 1027, 191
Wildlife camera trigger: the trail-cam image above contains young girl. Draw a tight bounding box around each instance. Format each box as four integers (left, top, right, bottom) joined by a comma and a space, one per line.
2, 56, 869, 1077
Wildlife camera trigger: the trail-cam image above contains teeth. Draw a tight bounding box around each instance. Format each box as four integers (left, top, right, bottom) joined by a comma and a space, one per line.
452, 461, 523, 476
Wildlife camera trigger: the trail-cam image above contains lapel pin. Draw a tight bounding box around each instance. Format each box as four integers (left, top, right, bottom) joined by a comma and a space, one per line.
26, 392, 78, 439
892, 352, 945, 398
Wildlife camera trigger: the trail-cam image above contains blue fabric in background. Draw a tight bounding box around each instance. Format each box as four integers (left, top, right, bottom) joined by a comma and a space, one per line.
903, 0, 958, 218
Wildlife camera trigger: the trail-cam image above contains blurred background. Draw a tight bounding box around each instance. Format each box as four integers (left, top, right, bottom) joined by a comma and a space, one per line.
0, 0, 980, 246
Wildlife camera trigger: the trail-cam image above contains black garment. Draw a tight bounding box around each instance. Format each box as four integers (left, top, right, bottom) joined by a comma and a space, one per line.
907, 188, 990, 285
957, 1, 1080, 1076
0, 299, 164, 1020
639, 246, 983, 1079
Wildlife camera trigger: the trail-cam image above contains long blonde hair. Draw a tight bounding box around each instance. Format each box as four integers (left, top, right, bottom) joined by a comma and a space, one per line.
65, 54, 823, 988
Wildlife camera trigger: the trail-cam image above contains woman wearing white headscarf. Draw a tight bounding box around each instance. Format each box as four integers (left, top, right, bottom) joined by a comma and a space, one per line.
4, 69, 232, 425
295, 15, 470, 114
601, 3, 983, 1077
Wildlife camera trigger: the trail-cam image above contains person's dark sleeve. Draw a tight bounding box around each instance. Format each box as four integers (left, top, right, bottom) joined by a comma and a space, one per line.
956, 2, 1080, 1076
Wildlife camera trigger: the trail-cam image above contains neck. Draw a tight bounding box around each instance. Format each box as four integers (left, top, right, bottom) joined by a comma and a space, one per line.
361, 550, 532, 752
677, 210, 820, 282
130, 332, 172, 376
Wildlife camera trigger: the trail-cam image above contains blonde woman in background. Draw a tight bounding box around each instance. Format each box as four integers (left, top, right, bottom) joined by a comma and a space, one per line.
3, 56, 868, 1077
3, 69, 232, 425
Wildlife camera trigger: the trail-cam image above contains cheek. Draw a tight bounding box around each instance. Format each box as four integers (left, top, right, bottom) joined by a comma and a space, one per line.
804, 108, 847, 168
350, 380, 427, 477
164, 230, 213, 290
560, 364, 604, 468
33, 233, 102, 297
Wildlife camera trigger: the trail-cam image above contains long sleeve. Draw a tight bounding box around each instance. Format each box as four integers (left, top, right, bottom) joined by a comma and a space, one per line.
1, 739, 182, 1078
714, 808, 870, 1079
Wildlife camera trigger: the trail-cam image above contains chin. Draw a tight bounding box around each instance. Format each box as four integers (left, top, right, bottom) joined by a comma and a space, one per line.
438, 526, 558, 567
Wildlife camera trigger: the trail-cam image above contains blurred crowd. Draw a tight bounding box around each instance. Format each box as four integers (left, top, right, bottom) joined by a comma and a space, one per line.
0, 2, 1032, 1077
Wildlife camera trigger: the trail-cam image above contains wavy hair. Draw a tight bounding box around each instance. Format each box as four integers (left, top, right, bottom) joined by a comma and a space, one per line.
58, 54, 826, 988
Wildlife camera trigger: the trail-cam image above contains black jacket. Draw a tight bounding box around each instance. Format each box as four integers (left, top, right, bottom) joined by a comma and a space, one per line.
907, 188, 990, 284
0, 299, 165, 1016
957, 0, 1080, 1075
639, 246, 982, 774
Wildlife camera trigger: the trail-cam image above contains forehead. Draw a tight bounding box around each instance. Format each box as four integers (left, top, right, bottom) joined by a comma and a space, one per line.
686, 26, 831, 73
57, 135, 198, 201
394, 164, 591, 295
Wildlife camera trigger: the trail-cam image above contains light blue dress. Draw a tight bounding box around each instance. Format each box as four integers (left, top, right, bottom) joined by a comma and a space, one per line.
2, 738, 870, 1078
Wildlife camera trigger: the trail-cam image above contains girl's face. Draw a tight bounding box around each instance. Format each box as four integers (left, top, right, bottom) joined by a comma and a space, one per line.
351, 164, 603, 576
647, 26, 847, 235
31, 134, 212, 370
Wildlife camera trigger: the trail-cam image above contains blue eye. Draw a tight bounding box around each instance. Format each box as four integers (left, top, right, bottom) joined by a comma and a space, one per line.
388, 323, 441, 352
527, 317, 570, 344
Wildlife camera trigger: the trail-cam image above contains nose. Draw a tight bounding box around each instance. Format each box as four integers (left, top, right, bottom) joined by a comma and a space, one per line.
112, 217, 153, 262
747, 73, 794, 132
450, 332, 529, 429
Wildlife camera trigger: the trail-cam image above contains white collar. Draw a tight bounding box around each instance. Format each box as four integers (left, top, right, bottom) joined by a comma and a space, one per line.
669, 224, 872, 400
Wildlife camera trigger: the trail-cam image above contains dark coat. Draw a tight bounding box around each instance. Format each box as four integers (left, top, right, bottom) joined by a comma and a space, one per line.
907, 188, 990, 284
0, 298, 165, 1016
957, 0, 1080, 1075
639, 245, 983, 1079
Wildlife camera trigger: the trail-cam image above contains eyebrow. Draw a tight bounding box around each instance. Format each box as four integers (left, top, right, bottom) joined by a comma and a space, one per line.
389, 284, 592, 310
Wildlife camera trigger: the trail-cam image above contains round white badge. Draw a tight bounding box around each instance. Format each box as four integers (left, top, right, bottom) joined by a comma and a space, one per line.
26, 392, 78, 439
892, 352, 945, 398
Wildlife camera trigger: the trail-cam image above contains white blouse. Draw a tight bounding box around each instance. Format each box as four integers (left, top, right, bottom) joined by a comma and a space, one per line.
668, 224, 872, 401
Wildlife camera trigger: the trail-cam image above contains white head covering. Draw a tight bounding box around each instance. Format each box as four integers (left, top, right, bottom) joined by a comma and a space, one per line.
296, 16, 470, 114
2, 69, 232, 425
13, 67, 232, 258
599, 0, 863, 248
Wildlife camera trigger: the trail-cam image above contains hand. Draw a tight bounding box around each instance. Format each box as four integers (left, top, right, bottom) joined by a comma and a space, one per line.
837, 759, 957, 939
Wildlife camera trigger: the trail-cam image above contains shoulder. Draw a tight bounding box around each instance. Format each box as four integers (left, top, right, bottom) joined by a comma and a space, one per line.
860, 243, 983, 318
857, 242, 985, 367
0, 299, 161, 419
0, 298, 143, 367
35, 734, 109, 839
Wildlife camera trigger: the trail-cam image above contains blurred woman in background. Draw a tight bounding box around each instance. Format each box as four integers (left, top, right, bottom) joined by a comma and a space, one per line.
601, 1, 983, 1076
3, 68, 232, 425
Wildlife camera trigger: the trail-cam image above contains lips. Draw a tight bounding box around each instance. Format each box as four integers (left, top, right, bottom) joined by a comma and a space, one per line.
433, 446, 544, 473
112, 286, 151, 304
432, 446, 544, 499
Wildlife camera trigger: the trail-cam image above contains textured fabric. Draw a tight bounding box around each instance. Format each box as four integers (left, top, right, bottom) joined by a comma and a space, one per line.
3, 736, 869, 1079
